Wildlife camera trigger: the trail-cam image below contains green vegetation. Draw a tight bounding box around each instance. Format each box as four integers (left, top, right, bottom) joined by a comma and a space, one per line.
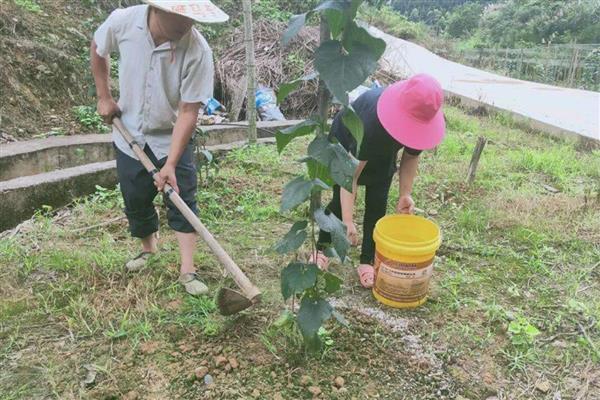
359, 4, 428, 42
72, 105, 110, 133
13, 0, 42, 13
1, 104, 598, 398
364, 0, 600, 90
386, 0, 600, 46
275, 0, 386, 351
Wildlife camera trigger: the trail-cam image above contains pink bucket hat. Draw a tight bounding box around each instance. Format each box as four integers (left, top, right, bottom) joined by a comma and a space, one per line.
377, 74, 446, 150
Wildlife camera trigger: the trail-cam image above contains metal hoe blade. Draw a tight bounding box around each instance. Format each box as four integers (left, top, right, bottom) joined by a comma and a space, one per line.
216, 287, 253, 316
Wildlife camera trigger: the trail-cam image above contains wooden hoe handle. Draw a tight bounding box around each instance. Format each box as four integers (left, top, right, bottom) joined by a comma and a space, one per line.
112, 118, 261, 302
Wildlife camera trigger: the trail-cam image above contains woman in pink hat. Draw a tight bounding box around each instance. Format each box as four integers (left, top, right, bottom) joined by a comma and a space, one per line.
314, 73, 446, 288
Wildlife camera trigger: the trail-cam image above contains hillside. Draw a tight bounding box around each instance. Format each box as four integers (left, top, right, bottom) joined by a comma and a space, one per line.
0, 1, 119, 139
0, 0, 326, 141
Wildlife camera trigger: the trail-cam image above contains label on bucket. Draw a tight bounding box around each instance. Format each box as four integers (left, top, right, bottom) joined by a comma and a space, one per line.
374, 253, 434, 303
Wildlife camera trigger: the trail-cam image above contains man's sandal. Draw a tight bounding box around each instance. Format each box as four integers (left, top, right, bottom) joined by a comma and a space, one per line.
309, 251, 330, 270
178, 272, 209, 296
357, 264, 375, 288
125, 252, 154, 272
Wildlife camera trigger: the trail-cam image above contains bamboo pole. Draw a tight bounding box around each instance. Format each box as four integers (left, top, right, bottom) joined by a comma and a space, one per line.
466, 137, 487, 185
242, 0, 257, 144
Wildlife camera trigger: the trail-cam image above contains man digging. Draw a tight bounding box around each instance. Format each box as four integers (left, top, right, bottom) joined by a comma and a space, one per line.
90, 1, 228, 295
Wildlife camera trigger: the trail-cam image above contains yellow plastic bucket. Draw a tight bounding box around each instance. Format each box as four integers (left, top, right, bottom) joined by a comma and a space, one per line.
372, 214, 441, 308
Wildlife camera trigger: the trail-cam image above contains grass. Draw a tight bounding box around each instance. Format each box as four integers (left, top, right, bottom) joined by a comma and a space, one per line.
1, 106, 599, 399
13, 0, 42, 13
358, 4, 429, 43
72, 105, 110, 133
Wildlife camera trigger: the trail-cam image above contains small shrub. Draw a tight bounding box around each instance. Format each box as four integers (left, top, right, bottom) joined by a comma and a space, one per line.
14, 0, 42, 13
72, 105, 110, 132
508, 316, 540, 349
359, 4, 428, 42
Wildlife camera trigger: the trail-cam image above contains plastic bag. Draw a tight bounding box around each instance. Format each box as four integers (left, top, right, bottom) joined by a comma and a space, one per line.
255, 86, 285, 121
204, 98, 224, 115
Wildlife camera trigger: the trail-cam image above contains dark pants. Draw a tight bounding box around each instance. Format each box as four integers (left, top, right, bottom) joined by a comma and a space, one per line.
318, 178, 393, 264
115, 144, 198, 238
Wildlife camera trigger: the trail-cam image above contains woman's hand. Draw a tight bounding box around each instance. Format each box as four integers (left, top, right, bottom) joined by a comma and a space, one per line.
345, 220, 359, 246
396, 195, 415, 214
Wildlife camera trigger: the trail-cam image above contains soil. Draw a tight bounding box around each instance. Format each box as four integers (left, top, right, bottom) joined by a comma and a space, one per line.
0, 0, 106, 138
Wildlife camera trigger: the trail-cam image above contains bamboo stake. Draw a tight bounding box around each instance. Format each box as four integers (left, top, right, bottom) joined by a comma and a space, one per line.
466, 137, 487, 185
242, 0, 257, 144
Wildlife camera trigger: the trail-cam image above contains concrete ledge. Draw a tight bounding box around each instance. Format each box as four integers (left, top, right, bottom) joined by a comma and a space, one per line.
445, 92, 597, 146
0, 120, 300, 181
0, 161, 117, 231
0, 121, 299, 232
0, 135, 113, 181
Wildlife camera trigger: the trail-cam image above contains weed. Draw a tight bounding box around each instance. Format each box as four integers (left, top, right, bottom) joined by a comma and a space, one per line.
284, 52, 305, 76
358, 4, 428, 42
104, 309, 153, 345
456, 205, 489, 233
235, 191, 279, 222
86, 184, 124, 210
14, 0, 42, 13
194, 127, 220, 187
507, 316, 541, 349
501, 347, 538, 372
261, 310, 304, 357
171, 295, 222, 337
252, 0, 292, 22
72, 105, 110, 132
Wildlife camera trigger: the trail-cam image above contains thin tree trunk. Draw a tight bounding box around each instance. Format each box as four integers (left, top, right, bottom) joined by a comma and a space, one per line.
313, 17, 331, 208
317, 18, 331, 123
242, 0, 257, 144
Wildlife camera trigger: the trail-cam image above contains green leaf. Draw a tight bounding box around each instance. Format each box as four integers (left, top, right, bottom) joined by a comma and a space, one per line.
324, 9, 345, 39
282, 13, 307, 46
307, 135, 358, 192
276, 120, 319, 153
347, 0, 362, 20
273, 310, 294, 328
274, 221, 308, 254
198, 149, 213, 163
329, 142, 358, 191
314, 208, 350, 261
307, 134, 334, 165
302, 157, 334, 186
322, 271, 343, 294
281, 176, 329, 212
342, 21, 386, 60
277, 72, 318, 105
281, 176, 313, 212
315, 40, 379, 106
508, 321, 521, 334
313, 1, 348, 13
297, 297, 333, 350
317, 0, 363, 39
524, 324, 540, 337
341, 106, 364, 153
281, 263, 319, 301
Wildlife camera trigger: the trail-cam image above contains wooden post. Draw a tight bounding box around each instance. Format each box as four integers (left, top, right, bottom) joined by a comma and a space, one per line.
242, 0, 257, 144
466, 137, 487, 185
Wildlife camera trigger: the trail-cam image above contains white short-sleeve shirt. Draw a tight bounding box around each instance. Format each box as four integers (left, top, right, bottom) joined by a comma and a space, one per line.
94, 5, 214, 159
